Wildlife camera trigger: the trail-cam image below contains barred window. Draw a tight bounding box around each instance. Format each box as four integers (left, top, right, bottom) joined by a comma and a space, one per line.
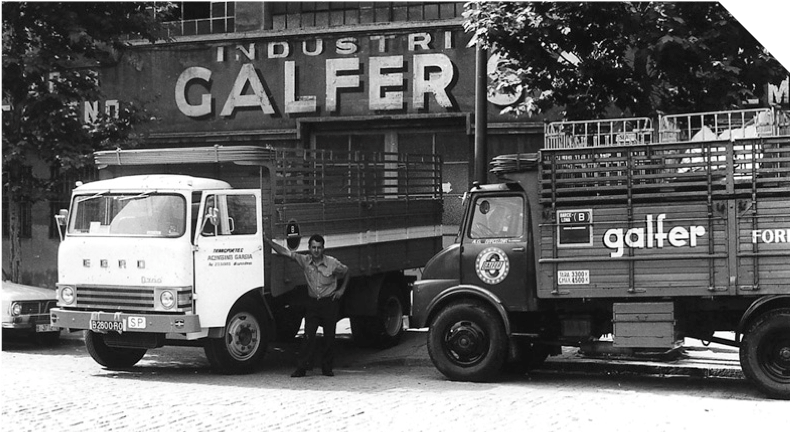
271, 2, 464, 30
164, 1, 235, 36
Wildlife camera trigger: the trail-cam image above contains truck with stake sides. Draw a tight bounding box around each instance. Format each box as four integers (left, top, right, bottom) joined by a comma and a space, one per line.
51, 146, 443, 373
412, 107, 790, 399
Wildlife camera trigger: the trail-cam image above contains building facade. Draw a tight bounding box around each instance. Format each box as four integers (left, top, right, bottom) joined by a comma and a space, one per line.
4, 2, 550, 286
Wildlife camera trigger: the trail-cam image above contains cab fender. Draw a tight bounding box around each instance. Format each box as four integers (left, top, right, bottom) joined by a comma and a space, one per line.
425, 284, 511, 335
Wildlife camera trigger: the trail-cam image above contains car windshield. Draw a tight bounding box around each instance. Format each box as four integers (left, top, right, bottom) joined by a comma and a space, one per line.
68, 193, 186, 237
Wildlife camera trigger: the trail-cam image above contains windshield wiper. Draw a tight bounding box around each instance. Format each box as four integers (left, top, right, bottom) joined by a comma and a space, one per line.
118, 190, 156, 201
75, 190, 109, 203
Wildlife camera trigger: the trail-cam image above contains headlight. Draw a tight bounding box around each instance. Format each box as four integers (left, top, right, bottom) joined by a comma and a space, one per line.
160, 290, 175, 309
61, 287, 75, 305
11, 302, 22, 316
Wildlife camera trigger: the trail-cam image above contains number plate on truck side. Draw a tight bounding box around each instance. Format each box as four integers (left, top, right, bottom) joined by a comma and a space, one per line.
558, 270, 590, 285
89, 320, 125, 333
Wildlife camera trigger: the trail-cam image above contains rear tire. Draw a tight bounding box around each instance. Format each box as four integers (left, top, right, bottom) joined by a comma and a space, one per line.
204, 301, 267, 374
351, 282, 405, 348
739, 308, 789, 399
427, 300, 507, 382
85, 331, 147, 368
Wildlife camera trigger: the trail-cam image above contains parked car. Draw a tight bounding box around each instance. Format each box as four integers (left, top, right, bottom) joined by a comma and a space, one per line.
2, 273, 60, 345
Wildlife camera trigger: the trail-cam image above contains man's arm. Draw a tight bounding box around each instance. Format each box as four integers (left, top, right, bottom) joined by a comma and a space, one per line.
264, 235, 294, 259
332, 271, 350, 301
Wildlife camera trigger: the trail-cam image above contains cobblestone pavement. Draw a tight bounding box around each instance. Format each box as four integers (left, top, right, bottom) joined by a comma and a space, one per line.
2, 327, 788, 433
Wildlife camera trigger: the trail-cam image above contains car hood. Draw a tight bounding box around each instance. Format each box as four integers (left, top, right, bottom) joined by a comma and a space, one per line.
2, 281, 57, 302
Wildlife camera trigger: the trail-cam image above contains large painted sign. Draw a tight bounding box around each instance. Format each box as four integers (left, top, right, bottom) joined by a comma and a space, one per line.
88, 27, 524, 134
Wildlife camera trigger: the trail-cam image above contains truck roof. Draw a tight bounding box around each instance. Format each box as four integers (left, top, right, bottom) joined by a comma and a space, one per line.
74, 175, 231, 192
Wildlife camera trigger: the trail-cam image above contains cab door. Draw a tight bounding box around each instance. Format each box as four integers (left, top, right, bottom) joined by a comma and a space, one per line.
460, 193, 530, 310
193, 190, 263, 328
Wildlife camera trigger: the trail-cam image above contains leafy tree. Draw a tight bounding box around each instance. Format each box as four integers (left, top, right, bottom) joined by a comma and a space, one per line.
2, 2, 174, 282
464, 2, 788, 119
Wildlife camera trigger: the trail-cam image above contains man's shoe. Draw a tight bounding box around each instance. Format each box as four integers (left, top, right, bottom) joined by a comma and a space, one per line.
322, 369, 334, 377
291, 368, 306, 378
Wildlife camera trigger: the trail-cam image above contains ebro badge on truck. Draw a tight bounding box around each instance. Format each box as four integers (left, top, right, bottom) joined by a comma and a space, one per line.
412, 108, 790, 399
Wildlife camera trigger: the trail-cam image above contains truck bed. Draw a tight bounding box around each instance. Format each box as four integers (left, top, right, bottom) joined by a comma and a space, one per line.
533, 137, 789, 299
94, 146, 445, 295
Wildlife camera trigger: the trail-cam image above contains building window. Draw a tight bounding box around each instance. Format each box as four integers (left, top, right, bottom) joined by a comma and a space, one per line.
271, 2, 464, 30
165, 1, 235, 36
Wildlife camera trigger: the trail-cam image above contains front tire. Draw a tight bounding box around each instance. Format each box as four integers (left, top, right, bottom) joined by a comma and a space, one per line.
740, 308, 789, 399
85, 331, 147, 368
427, 300, 507, 382
204, 302, 267, 374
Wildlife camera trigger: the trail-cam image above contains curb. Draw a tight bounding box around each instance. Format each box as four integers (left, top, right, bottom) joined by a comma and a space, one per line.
355, 354, 744, 379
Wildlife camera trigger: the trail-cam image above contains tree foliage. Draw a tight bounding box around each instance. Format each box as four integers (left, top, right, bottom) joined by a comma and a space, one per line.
2, 2, 174, 281
464, 2, 788, 119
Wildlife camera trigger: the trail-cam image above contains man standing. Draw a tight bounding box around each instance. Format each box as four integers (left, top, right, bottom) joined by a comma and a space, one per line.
265, 234, 349, 377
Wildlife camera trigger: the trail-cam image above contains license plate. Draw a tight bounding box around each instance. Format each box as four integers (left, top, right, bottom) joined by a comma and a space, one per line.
35, 324, 57, 333
558, 270, 590, 285
90, 319, 125, 333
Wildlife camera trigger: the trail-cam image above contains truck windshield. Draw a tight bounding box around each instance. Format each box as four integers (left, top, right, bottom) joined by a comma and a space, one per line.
68, 193, 187, 237
469, 196, 524, 239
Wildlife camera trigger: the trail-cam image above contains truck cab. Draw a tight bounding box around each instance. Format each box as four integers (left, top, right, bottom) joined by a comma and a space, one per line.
52, 174, 267, 372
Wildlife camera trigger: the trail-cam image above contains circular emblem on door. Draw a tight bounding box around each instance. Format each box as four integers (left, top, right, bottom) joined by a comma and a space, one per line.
475, 247, 510, 285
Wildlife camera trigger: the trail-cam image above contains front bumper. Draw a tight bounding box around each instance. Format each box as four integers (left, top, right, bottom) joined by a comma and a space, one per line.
3, 313, 56, 331
50, 308, 202, 334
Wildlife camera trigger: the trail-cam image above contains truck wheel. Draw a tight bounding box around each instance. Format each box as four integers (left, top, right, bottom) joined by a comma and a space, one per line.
739, 308, 789, 399
351, 283, 404, 348
427, 300, 507, 382
204, 302, 267, 374
85, 331, 147, 368
502, 341, 550, 374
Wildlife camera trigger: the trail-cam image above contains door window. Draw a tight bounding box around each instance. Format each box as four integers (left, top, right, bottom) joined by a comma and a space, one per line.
200, 194, 258, 236
469, 196, 524, 239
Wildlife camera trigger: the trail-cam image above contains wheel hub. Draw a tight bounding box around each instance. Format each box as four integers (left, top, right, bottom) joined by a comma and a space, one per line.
226, 313, 260, 361
445, 320, 488, 366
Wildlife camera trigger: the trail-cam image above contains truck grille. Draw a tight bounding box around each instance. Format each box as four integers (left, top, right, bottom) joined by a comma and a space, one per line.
75, 286, 191, 312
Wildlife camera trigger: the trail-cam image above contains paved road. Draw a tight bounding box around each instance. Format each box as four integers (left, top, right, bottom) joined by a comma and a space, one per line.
2, 328, 787, 433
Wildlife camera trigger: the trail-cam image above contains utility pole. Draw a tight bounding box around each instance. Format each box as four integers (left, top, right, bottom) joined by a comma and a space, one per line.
474, 38, 488, 184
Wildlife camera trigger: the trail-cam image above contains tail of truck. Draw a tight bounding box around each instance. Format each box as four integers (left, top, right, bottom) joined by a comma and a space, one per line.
416, 107, 789, 398
52, 145, 443, 373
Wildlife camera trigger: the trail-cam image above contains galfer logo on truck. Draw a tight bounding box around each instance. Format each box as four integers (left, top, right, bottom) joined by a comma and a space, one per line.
603, 214, 705, 258
475, 247, 510, 285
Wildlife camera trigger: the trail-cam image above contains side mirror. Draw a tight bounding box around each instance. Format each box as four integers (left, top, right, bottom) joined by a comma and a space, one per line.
201, 207, 219, 236
208, 207, 219, 226
54, 209, 68, 241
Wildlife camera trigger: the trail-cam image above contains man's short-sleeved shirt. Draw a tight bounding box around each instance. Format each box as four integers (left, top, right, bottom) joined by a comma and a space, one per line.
291, 253, 349, 299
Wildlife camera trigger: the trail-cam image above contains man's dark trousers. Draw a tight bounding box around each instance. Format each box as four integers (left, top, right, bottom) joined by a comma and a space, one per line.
297, 297, 340, 371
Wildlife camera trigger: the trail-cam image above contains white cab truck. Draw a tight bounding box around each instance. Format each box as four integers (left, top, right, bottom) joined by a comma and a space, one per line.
51, 146, 443, 373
